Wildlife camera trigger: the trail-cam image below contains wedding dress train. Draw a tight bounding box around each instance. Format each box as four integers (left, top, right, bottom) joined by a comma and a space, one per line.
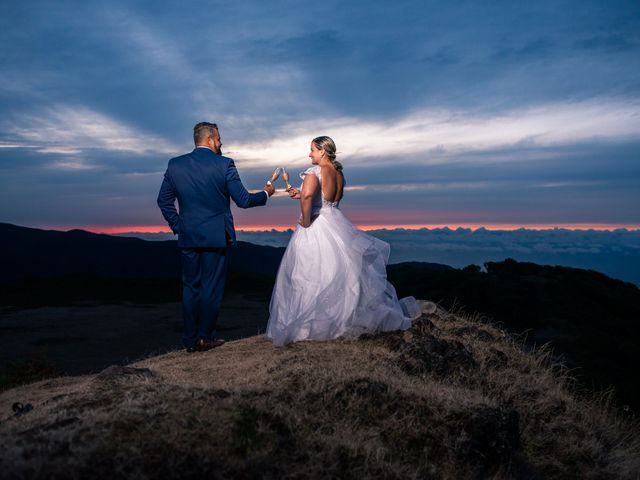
266, 166, 420, 347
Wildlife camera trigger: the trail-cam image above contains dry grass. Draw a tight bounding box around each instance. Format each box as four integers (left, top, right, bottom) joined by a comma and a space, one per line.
0, 305, 638, 479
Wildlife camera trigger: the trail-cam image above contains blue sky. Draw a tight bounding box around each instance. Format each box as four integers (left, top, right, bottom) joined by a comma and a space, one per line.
1, 0, 639, 230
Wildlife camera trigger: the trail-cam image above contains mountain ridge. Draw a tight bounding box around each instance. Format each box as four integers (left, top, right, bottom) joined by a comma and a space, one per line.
0, 222, 285, 283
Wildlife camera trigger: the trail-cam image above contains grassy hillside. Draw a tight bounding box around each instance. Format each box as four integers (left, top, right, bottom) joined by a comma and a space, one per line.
1, 306, 638, 479
388, 259, 640, 414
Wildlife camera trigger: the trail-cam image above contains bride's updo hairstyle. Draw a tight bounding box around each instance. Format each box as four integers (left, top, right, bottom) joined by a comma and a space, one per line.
312, 136, 343, 172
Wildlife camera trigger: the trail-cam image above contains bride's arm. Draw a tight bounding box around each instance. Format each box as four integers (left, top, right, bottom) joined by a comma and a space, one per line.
299, 173, 319, 227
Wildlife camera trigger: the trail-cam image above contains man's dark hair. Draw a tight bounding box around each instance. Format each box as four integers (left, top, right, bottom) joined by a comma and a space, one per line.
193, 122, 218, 145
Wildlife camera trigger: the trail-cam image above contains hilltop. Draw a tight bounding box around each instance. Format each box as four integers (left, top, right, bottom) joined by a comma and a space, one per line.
1, 305, 638, 479
1, 222, 639, 416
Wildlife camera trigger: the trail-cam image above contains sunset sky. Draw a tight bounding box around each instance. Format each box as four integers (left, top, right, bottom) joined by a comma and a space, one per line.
1, 1, 639, 232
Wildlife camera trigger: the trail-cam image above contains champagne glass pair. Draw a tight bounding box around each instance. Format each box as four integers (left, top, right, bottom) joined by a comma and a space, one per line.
266, 167, 292, 191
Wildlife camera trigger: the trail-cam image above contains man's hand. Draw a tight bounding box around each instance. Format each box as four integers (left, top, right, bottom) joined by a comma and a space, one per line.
264, 184, 276, 197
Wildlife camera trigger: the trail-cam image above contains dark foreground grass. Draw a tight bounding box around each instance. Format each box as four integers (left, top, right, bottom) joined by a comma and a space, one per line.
0, 306, 638, 479
0, 353, 61, 393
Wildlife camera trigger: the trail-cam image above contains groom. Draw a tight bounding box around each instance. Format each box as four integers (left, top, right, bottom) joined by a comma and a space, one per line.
157, 122, 275, 352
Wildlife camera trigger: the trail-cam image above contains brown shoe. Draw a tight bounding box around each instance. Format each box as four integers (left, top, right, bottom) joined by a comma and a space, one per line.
196, 338, 225, 351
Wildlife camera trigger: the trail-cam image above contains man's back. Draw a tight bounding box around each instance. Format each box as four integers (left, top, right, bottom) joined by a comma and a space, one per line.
158, 147, 267, 248
169, 148, 231, 218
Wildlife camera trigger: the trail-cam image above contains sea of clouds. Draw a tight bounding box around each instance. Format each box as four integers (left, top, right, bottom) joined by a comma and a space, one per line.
119, 228, 640, 286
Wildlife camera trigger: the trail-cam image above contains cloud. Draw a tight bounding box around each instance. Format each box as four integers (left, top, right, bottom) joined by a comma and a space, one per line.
180, 227, 640, 285
48, 160, 99, 171
0, 142, 33, 149
37, 147, 83, 155
100, 10, 224, 112
5, 105, 180, 155
533, 181, 602, 189
229, 98, 640, 168
344, 181, 496, 192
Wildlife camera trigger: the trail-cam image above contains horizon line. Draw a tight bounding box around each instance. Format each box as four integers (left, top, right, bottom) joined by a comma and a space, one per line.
25, 222, 640, 234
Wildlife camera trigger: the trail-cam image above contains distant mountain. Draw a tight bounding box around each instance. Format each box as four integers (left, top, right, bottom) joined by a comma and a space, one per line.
0, 222, 285, 283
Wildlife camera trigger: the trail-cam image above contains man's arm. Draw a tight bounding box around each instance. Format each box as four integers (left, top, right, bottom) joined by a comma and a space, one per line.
157, 169, 180, 234
226, 158, 271, 208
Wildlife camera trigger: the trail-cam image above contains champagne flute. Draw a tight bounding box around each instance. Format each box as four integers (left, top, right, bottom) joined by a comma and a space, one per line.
266, 167, 282, 186
282, 168, 292, 191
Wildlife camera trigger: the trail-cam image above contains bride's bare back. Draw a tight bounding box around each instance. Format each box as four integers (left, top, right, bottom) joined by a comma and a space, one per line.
297, 137, 345, 227
320, 165, 344, 203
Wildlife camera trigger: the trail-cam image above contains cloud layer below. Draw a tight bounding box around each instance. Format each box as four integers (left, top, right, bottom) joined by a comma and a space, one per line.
118, 227, 640, 286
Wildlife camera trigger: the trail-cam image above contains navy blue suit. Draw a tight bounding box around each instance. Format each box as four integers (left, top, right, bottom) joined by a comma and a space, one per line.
157, 147, 267, 347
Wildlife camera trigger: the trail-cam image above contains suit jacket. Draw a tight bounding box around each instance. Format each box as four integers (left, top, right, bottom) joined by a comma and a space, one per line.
157, 147, 267, 248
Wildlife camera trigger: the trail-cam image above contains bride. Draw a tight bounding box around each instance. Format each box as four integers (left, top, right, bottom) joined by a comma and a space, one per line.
265, 136, 420, 347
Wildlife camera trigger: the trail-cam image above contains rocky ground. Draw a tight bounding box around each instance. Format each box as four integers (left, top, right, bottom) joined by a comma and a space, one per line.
0, 304, 638, 479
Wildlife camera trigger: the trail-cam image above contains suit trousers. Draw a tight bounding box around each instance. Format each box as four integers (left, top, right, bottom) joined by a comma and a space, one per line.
180, 247, 229, 348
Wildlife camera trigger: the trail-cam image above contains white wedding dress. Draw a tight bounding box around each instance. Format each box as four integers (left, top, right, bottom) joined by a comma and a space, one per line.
266, 166, 421, 347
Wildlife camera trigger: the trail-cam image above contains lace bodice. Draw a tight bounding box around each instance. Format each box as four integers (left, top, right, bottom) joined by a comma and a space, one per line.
300, 165, 342, 211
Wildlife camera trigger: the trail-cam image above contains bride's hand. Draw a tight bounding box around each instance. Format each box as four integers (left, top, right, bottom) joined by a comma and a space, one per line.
288, 187, 301, 199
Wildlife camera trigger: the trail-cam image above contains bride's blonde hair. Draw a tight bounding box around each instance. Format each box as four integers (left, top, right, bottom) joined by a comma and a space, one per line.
312, 136, 343, 172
